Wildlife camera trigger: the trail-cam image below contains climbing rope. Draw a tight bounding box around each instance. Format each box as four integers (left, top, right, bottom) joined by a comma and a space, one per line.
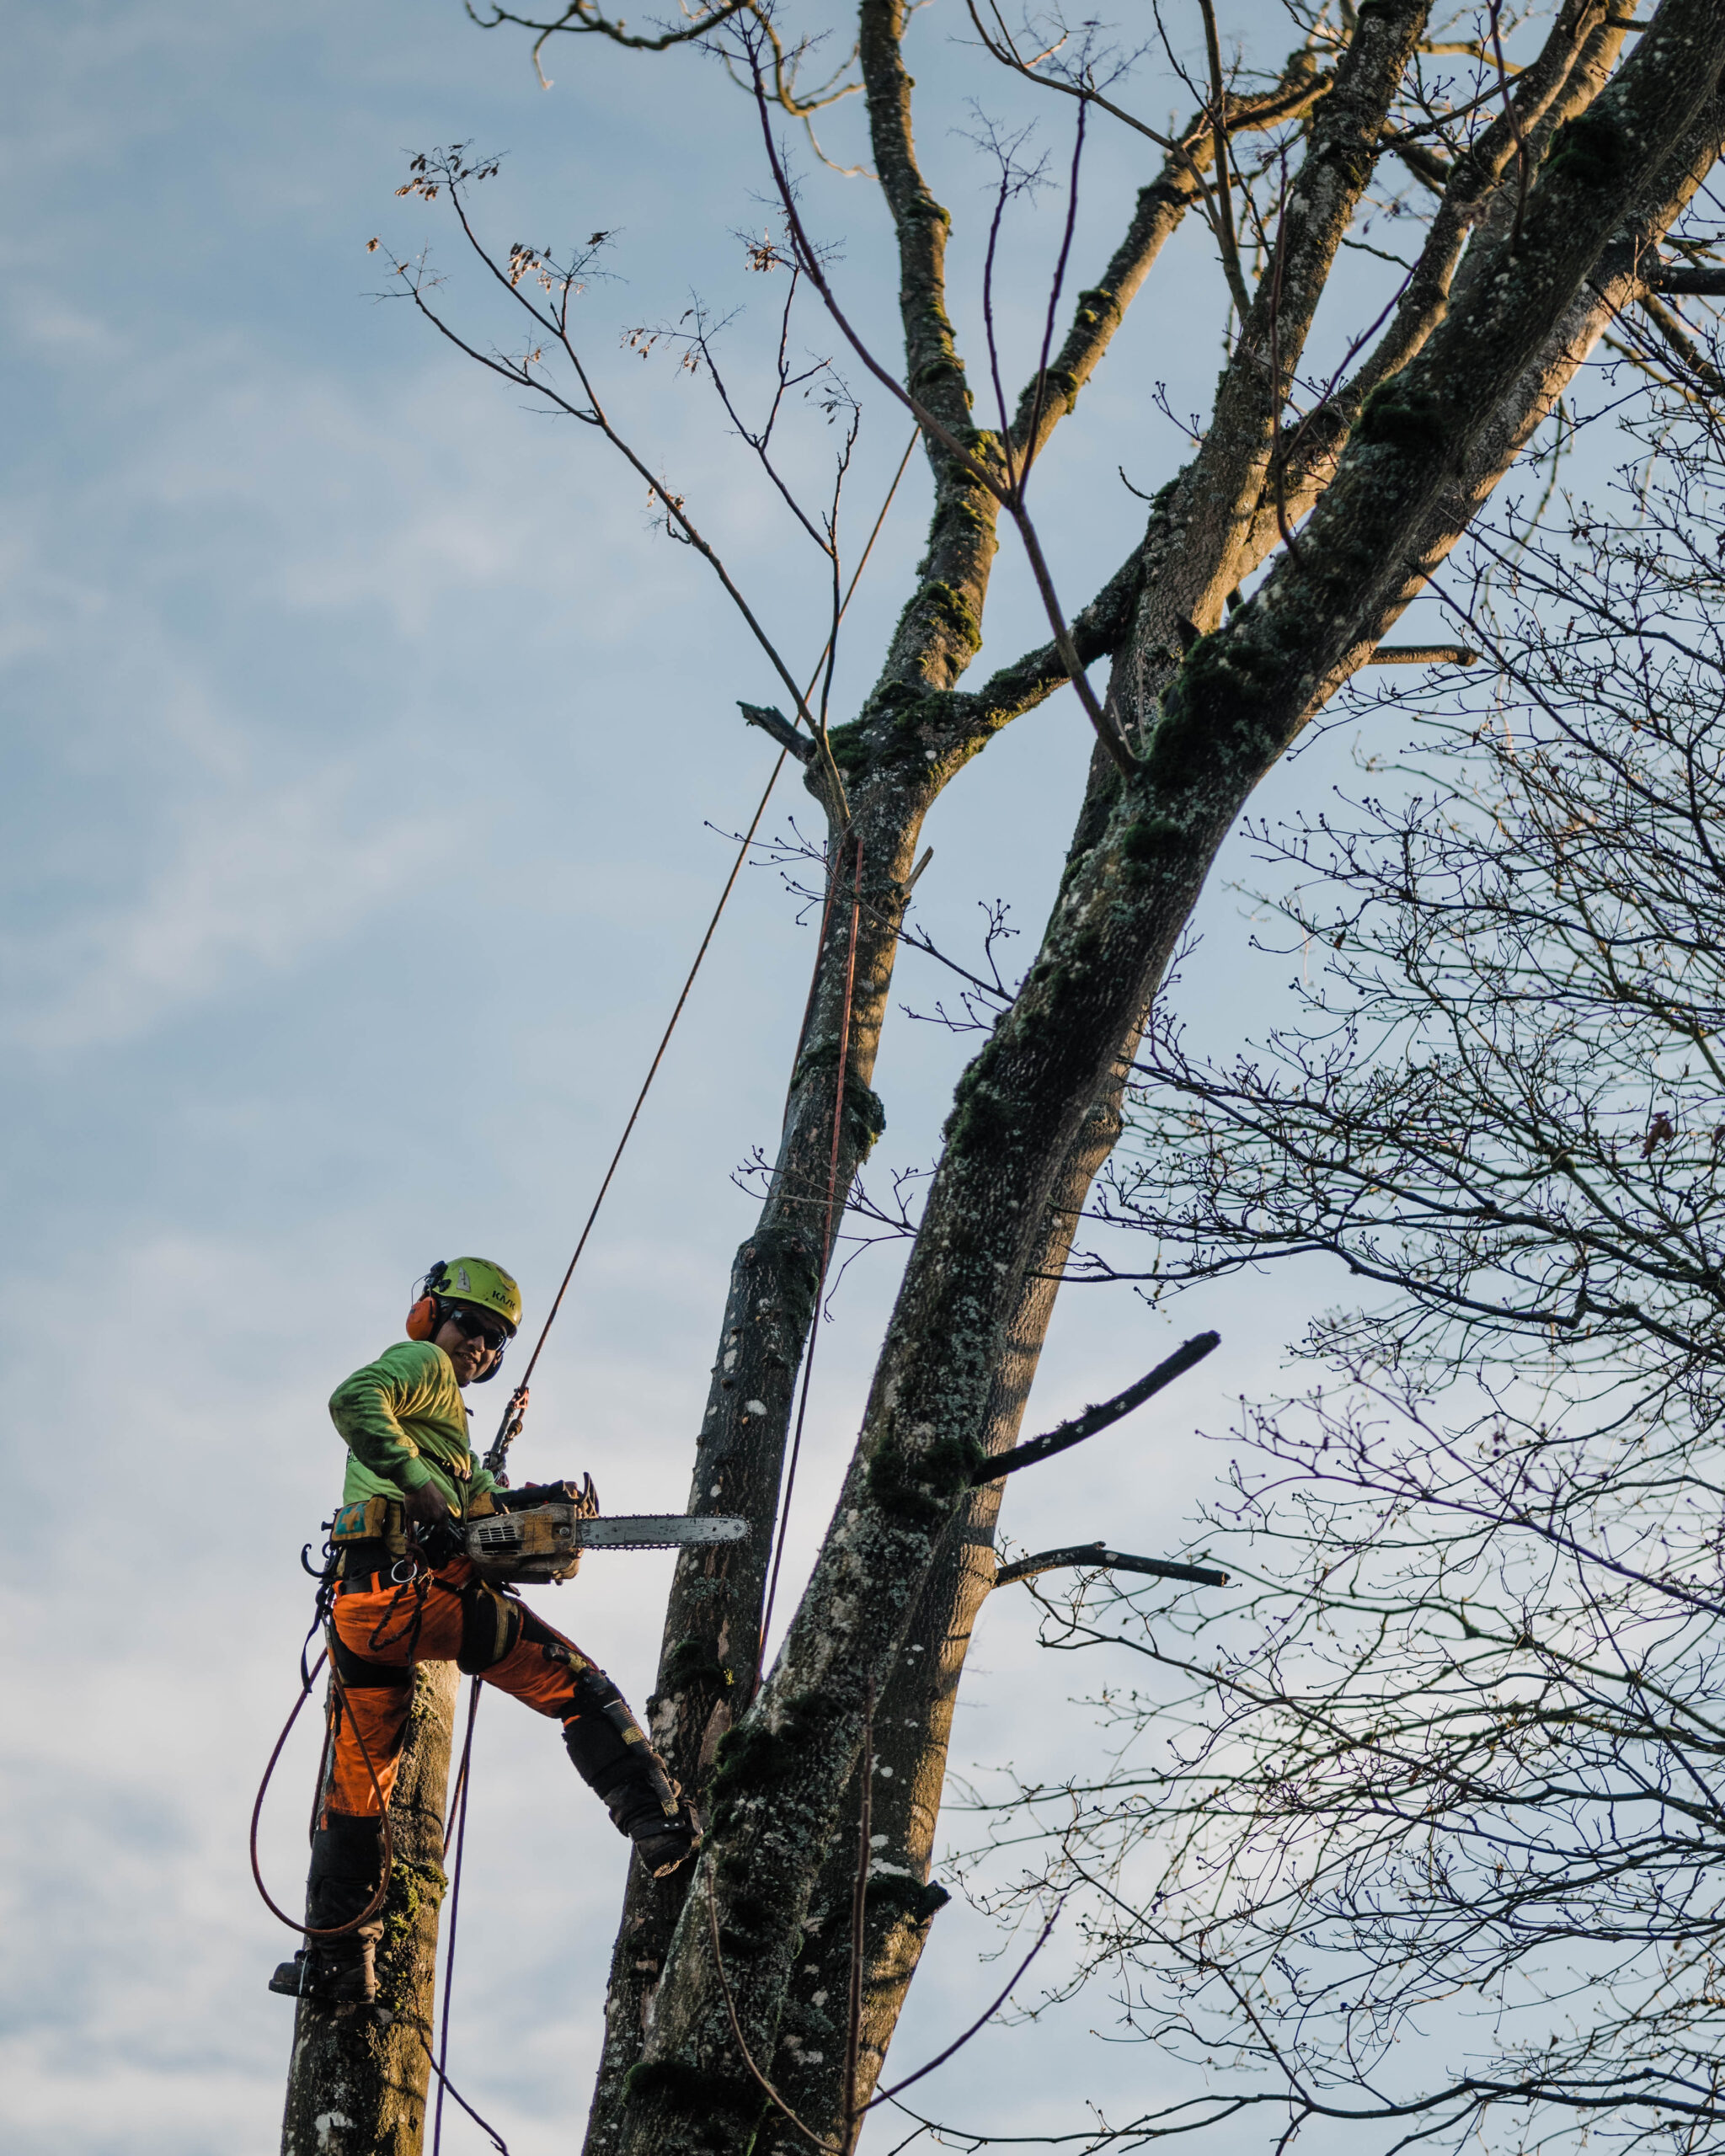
484, 428, 918, 1483
755, 830, 865, 1694
249, 1607, 395, 1939
420, 2034, 510, 2155
431, 1678, 487, 2156
483, 761, 786, 1480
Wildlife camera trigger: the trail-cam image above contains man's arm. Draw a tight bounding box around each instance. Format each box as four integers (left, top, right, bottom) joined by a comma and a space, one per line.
328, 1344, 451, 1527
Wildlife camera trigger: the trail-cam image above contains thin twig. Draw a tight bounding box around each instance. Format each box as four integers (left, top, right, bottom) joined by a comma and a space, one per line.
389, 160, 853, 822
1019, 101, 1087, 483
979, 143, 1022, 490
1197, 0, 1248, 326
746, 67, 1137, 775
863, 1906, 1064, 2111
965, 0, 1302, 318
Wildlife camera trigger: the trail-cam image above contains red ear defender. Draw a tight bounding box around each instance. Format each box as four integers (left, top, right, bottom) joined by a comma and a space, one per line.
405, 1296, 438, 1342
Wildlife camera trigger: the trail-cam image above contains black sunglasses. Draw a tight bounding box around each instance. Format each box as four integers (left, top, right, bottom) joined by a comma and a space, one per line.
443, 1303, 512, 1353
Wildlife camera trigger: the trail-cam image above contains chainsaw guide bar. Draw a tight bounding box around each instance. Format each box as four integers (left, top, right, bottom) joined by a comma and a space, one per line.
466, 1504, 749, 1583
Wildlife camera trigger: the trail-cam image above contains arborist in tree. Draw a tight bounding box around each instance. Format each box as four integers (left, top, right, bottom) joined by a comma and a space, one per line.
269, 1256, 701, 2007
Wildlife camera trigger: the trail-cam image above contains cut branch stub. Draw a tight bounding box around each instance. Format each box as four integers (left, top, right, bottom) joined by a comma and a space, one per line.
969, 1330, 1220, 1485
740, 700, 815, 764
1645, 264, 1725, 293
736, 702, 852, 825
1369, 644, 1481, 664
994, 1544, 1229, 1589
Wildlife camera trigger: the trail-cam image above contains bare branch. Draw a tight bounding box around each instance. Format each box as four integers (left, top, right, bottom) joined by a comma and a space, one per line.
740, 702, 815, 761
1648, 263, 1725, 291
1367, 643, 1482, 663
971, 1332, 1220, 1485
993, 1544, 1229, 1588
465, 0, 755, 72
750, 59, 1138, 772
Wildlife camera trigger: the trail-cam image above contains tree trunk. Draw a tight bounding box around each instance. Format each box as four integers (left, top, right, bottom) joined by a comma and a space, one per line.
796, 84, 1725, 2133
764, 1086, 1124, 2148
611, 16, 1725, 2150
573, 18, 1338, 2147
580, 798, 918, 2156
279, 1662, 457, 2156
777, 66, 1725, 2137
581, 454, 1148, 2156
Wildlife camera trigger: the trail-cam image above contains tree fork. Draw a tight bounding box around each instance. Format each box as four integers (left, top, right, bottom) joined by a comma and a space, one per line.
578, 0, 1242, 2111
697, 0, 1652, 2112
615, 13, 1725, 2146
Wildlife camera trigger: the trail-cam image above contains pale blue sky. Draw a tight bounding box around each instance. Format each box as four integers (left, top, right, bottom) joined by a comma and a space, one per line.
3, 4, 1526, 2151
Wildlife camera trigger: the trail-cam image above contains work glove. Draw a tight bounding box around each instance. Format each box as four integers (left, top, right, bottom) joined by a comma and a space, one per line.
631, 1799, 703, 1880
413, 1515, 466, 1566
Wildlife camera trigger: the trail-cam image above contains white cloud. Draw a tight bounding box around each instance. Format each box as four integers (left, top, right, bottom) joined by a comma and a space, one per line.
2, 775, 450, 1051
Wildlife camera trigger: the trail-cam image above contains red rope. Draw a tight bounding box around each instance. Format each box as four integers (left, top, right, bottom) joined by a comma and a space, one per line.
249, 1641, 395, 1937
432, 1678, 483, 2156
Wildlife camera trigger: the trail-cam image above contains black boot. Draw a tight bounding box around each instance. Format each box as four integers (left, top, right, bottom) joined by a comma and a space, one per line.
625, 1794, 704, 1880
268, 1813, 386, 2005
563, 1669, 704, 1878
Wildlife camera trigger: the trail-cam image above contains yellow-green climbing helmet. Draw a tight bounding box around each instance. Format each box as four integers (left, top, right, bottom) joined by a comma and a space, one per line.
425, 1256, 521, 1334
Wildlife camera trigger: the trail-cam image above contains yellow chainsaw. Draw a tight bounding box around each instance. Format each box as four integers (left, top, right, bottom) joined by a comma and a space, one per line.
465, 1490, 748, 1585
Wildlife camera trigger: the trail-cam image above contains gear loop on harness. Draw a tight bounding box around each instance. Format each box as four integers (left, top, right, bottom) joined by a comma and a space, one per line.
366, 1572, 430, 1660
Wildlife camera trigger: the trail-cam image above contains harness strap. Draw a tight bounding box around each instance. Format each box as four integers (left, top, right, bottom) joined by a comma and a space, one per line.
338, 1564, 432, 1597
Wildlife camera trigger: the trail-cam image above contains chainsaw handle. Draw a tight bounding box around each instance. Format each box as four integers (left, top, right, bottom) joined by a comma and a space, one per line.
492, 1475, 601, 1518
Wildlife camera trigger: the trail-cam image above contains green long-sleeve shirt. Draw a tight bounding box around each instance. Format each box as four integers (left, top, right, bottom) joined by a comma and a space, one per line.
329, 1339, 499, 1517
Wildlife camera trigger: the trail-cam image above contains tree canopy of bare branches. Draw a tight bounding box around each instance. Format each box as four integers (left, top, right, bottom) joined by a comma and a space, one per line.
962, 333, 1725, 2156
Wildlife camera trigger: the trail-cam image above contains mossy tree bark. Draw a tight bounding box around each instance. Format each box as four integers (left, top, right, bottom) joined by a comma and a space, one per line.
280, 1662, 457, 2156
762, 1086, 1123, 2148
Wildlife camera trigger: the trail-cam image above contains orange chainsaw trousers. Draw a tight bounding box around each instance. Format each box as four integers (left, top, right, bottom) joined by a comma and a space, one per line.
322, 1555, 595, 1820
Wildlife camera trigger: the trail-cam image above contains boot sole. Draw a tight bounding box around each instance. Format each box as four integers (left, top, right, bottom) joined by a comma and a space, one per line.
268, 1961, 378, 2008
